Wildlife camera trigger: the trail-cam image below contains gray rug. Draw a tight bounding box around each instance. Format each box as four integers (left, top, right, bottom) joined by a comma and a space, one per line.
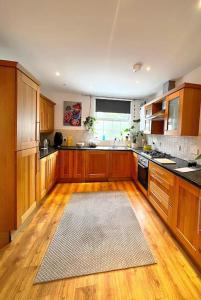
35, 191, 155, 283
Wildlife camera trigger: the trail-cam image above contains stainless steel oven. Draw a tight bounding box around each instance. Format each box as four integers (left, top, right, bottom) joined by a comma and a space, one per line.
137, 155, 149, 190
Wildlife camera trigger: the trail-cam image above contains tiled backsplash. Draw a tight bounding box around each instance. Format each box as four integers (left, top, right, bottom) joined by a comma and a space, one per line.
147, 135, 201, 162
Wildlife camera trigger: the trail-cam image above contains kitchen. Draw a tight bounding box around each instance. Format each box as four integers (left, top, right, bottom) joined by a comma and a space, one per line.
1, 1, 201, 299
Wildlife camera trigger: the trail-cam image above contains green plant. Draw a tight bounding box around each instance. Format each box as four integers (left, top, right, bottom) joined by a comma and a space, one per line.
83, 116, 96, 132
124, 119, 144, 143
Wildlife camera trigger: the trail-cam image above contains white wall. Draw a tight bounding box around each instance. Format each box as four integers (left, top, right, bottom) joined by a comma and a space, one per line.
176, 65, 201, 86
41, 88, 92, 131
41, 88, 144, 145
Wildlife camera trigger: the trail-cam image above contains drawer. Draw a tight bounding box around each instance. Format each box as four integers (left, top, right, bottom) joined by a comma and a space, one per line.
149, 161, 175, 186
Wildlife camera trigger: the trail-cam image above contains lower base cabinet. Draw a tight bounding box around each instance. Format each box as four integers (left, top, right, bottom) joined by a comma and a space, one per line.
59, 150, 85, 182
109, 151, 131, 180
85, 151, 109, 181
17, 148, 38, 227
40, 151, 58, 201
172, 178, 201, 261
59, 150, 132, 182
148, 161, 201, 269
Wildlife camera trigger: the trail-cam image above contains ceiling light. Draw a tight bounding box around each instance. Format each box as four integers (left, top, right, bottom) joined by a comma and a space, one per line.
146, 66, 151, 72
199, 0, 201, 8
133, 63, 142, 73
135, 80, 140, 84
55, 71, 60, 76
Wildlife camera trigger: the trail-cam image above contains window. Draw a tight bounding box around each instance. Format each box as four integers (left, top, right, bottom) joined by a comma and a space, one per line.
94, 98, 131, 141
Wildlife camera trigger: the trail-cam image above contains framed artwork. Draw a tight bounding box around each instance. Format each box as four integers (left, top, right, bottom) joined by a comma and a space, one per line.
63, 101, 82, 126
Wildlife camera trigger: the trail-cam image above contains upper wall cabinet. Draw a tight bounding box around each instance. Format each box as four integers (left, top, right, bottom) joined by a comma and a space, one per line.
165, 86, 201, 136
144, 102, 165, 135
40, 94, 55, 133
17, 71, 40, 150
143, 83, 201, 137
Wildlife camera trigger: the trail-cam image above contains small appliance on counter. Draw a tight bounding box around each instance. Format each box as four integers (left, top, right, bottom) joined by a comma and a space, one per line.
54, 132, 63, 148
41, 138, 49, 150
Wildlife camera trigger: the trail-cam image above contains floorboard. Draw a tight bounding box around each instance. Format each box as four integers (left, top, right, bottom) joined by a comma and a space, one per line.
0, 181, 201, 300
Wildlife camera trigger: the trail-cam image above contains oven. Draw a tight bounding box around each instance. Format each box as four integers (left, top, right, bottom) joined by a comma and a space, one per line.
137, 155, 149, 190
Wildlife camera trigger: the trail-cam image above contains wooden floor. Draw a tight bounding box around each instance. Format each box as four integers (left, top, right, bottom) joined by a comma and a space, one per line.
0, 181, 201, 300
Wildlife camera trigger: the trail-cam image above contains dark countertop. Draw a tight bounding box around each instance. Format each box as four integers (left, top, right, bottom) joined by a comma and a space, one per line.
132, 148, 201, 189
59, 146, 132, 151
40, 147, 58, 159
40, 146, 201, 188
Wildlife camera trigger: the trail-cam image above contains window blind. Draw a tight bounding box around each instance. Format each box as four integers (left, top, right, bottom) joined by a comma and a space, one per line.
96, 98, 131, 114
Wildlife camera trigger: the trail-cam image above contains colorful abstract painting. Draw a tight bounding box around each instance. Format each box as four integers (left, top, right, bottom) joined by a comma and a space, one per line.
63, 101, 82, 126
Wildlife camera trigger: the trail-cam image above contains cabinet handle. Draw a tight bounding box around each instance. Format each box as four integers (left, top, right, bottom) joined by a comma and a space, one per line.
36, 122, 40, 141
198, 197, 201, 235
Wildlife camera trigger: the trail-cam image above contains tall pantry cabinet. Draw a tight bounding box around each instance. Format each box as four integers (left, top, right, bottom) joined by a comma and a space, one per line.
0, 60, 40, 247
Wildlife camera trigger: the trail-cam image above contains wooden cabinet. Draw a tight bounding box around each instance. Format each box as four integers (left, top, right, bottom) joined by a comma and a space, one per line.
172, 178, 201, 259
165, 87, 201, 136
40, 157, 47, 199
85, 151, 109, 181
40, 94, 55, 133
109, 151, 131, 180
40, 151, 58, 201
148, 162, 175, 226
0, 60, 40, 246
17, 71, 40, 151
131, 152, 138, 182
59, 150, 85, 182
144, 104, 164, 135
17, 148, 38, 227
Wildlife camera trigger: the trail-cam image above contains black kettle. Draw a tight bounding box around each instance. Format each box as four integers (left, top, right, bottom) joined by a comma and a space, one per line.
54, 132, 63, 148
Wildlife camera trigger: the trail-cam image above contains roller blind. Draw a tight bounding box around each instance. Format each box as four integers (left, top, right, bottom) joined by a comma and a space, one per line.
96, 98, 131, 114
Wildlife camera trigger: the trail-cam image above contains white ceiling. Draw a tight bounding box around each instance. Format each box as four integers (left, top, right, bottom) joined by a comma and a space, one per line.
0, 0, 201, 98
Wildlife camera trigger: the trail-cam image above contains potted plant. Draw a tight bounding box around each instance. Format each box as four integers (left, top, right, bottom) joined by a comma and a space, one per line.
124, 119, 145, 148
83, 116, 96, 132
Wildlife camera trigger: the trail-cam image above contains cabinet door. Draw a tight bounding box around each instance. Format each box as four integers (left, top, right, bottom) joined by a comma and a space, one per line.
109, 151, 131, 179
165, 91, 182, 136
17, 148, 37, 227
40, 96, 55, 133
47, 102, 54, 132
40, 157, 47, 199
40, 98, 47, 132
173, 178, 200, 257
85, 151, 109, 181
131, 152, 138, 182
59, 151, 74, 179
197, 192, 201, 264
73, 150, 85, 180
17, 71, 40, 150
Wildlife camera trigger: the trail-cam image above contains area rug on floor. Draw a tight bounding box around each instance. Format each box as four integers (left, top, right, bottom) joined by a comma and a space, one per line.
34, 191, 155, 283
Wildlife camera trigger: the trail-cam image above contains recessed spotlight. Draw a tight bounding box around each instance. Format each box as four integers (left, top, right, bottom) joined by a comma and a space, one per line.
135, 80, 140, 84
146, 66, 151, 72
55, 71, 60, 76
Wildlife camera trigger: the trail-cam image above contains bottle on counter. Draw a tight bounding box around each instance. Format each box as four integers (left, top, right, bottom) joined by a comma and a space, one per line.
67, 136, 73, 146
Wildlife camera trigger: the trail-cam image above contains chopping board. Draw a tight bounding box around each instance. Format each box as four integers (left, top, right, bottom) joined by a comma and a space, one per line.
154, 158, 176, 164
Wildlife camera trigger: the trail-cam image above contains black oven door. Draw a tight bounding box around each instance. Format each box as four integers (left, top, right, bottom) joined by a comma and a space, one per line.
138, 162, 148, 190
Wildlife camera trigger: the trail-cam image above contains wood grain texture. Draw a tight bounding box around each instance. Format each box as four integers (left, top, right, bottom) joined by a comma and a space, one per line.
148, 162, 175, 226
0, 181, 200, 300
17, 148, 37, 227
0, 65, 16, 231
85, 151, 109, 181
109, 151, 131, 179
40, 94, 55, 133
165, 88, 201, 136
17, 70, 40, 150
